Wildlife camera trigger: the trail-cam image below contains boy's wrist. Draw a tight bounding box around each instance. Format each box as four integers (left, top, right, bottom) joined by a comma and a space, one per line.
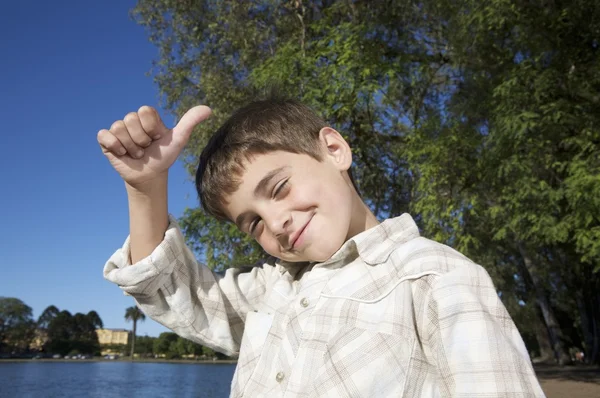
125, 172, 169, 264
125, 172, 168, 198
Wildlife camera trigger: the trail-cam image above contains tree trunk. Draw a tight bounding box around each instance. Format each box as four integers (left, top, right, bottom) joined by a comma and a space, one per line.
576, 291, 594, 363
591, 292, 600, 364
130, 320, 137, 361
517, 243, 571, 365
533, 303, 555, 363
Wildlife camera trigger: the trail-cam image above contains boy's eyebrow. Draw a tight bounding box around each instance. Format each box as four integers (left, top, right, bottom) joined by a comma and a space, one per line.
253, 166, 289, 197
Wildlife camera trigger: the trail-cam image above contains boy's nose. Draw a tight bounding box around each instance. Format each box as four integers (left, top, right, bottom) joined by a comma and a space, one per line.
266, 209, 292, 242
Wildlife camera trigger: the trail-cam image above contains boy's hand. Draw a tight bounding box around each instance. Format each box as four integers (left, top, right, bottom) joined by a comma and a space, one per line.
97, 105, 212, 188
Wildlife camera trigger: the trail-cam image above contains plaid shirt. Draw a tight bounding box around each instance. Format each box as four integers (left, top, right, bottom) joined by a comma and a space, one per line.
104, 214, 545, 397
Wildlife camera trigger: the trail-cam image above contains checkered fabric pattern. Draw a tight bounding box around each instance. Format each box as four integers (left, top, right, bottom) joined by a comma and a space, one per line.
104, 214, 545, 397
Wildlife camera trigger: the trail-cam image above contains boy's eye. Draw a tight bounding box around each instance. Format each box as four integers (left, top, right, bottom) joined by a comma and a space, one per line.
249, 218, 263, 235
273, 179, 289, 198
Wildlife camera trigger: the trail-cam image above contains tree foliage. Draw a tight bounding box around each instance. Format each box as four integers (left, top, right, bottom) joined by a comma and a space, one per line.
129, 332, 222, 359
45, 309, 102, 356
0, 297, 35, 354
37, 305, 59, 330
132, 0, 600, 363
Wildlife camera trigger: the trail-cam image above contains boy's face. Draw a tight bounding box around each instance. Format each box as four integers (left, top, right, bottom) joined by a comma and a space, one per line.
223, 128, 357, 263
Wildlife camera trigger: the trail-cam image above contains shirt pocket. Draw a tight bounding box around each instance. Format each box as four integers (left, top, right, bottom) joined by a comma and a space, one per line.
310, 326, 414, 398
231, 311, 274, 397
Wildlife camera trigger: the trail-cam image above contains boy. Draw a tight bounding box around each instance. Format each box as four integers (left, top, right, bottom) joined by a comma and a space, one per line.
99, 98, 545, 397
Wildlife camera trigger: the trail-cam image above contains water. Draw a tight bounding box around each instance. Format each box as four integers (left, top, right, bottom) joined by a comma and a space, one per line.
0, 361, 236, 398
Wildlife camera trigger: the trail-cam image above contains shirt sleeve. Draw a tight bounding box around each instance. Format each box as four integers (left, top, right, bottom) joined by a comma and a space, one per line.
424, 263, 546, 397
103, 215, 282, 357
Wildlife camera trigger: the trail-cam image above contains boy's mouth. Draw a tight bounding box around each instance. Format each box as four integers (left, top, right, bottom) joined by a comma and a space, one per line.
290, 215, 313, 250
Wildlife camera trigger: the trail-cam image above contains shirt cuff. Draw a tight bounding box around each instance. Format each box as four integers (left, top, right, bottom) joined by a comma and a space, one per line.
102, 215, 185, 296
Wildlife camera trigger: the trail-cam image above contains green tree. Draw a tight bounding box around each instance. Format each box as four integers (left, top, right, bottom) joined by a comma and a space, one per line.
124, 306, 146, 359
154, 332, 179, 358
132, 0, 600, 364
42, 308, 103, 356
172, 336, 203, 358
201, 346, 216, 359
133, 335, 156, 357
0, 297, 35, 354
86, 311, 103, 329
46, 310, 74, 355
71, 312, 101, 355
131, 0, 418, 270
403, 0, 600, 364
37, 305, 59, 330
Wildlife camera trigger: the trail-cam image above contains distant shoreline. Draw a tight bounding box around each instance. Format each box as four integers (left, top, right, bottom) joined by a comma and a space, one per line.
0, 358, 237, 365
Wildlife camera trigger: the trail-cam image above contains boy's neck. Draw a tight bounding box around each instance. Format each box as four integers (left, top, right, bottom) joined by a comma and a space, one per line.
347, 196, 380, 241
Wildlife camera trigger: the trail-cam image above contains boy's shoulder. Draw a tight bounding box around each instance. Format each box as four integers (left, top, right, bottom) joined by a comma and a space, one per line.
321, 214, 492, 300
387, 235, 481, 278
355, 214, 476, 273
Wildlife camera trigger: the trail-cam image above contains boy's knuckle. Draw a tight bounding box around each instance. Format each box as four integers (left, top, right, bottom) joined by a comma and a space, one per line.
107, 141, 119, 150
97, 129, 115, 146
139, 106, 160, 129
138, 105, 154, 115
134, 136, 152, 147
124, 112, 138, 124
97, 129, 107, 141
110, 120, 125, 132
122, 139, 136, 148
138, 106, 156, 122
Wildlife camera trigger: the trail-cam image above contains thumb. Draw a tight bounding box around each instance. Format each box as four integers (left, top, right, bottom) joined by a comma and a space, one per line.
172, 105, 212, 145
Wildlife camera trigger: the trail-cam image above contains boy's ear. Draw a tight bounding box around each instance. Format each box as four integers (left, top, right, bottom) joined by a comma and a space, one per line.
319, 127, 352, 171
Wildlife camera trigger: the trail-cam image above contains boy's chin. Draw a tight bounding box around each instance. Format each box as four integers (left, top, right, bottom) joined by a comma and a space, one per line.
274, 232, 347, 263
277, 246, 337, 264
303, 242, 345, 263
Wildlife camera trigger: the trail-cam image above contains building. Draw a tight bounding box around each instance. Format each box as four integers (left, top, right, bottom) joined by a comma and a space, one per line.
29, 329, 49, 351
96, 328, 130, 346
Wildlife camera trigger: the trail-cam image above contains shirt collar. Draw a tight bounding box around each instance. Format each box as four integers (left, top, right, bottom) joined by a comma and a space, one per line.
350, 213, 421, 265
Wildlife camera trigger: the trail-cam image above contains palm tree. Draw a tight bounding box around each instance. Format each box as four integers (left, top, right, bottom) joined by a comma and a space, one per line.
124, 306, 145, 360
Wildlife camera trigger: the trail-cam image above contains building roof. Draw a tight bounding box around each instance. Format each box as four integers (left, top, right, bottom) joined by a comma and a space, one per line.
97, 328, 130, 332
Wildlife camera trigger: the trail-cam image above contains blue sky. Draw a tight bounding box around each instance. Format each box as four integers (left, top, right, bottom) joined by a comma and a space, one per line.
0, 1, 197, 336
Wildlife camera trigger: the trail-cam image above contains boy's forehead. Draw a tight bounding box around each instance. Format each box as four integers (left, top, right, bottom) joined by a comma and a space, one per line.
238, 156, 291, 193
240, 151, 293, 177
222, 152, 293, 216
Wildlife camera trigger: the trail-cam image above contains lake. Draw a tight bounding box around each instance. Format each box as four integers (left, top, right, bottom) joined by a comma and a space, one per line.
0, 361, 236, 398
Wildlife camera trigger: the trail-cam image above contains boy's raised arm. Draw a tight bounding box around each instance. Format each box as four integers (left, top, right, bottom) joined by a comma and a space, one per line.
125, 178, 169, 264
97, 105, 211, 262
98, 106, 281, 356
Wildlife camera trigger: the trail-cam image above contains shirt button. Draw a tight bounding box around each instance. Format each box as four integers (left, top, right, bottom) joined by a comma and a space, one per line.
300, 297, 309, 308
275, 371, 285, 383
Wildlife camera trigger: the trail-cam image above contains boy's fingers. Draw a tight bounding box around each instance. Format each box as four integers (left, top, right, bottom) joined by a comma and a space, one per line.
97, 129, 126, 156
110, 120, 145, 159
138, 106, 169, 139
124, 112, 153, 148
172, 105, 212, 145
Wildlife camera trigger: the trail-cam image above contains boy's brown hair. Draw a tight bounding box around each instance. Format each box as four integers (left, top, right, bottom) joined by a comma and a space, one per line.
196, 97, 358, 220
